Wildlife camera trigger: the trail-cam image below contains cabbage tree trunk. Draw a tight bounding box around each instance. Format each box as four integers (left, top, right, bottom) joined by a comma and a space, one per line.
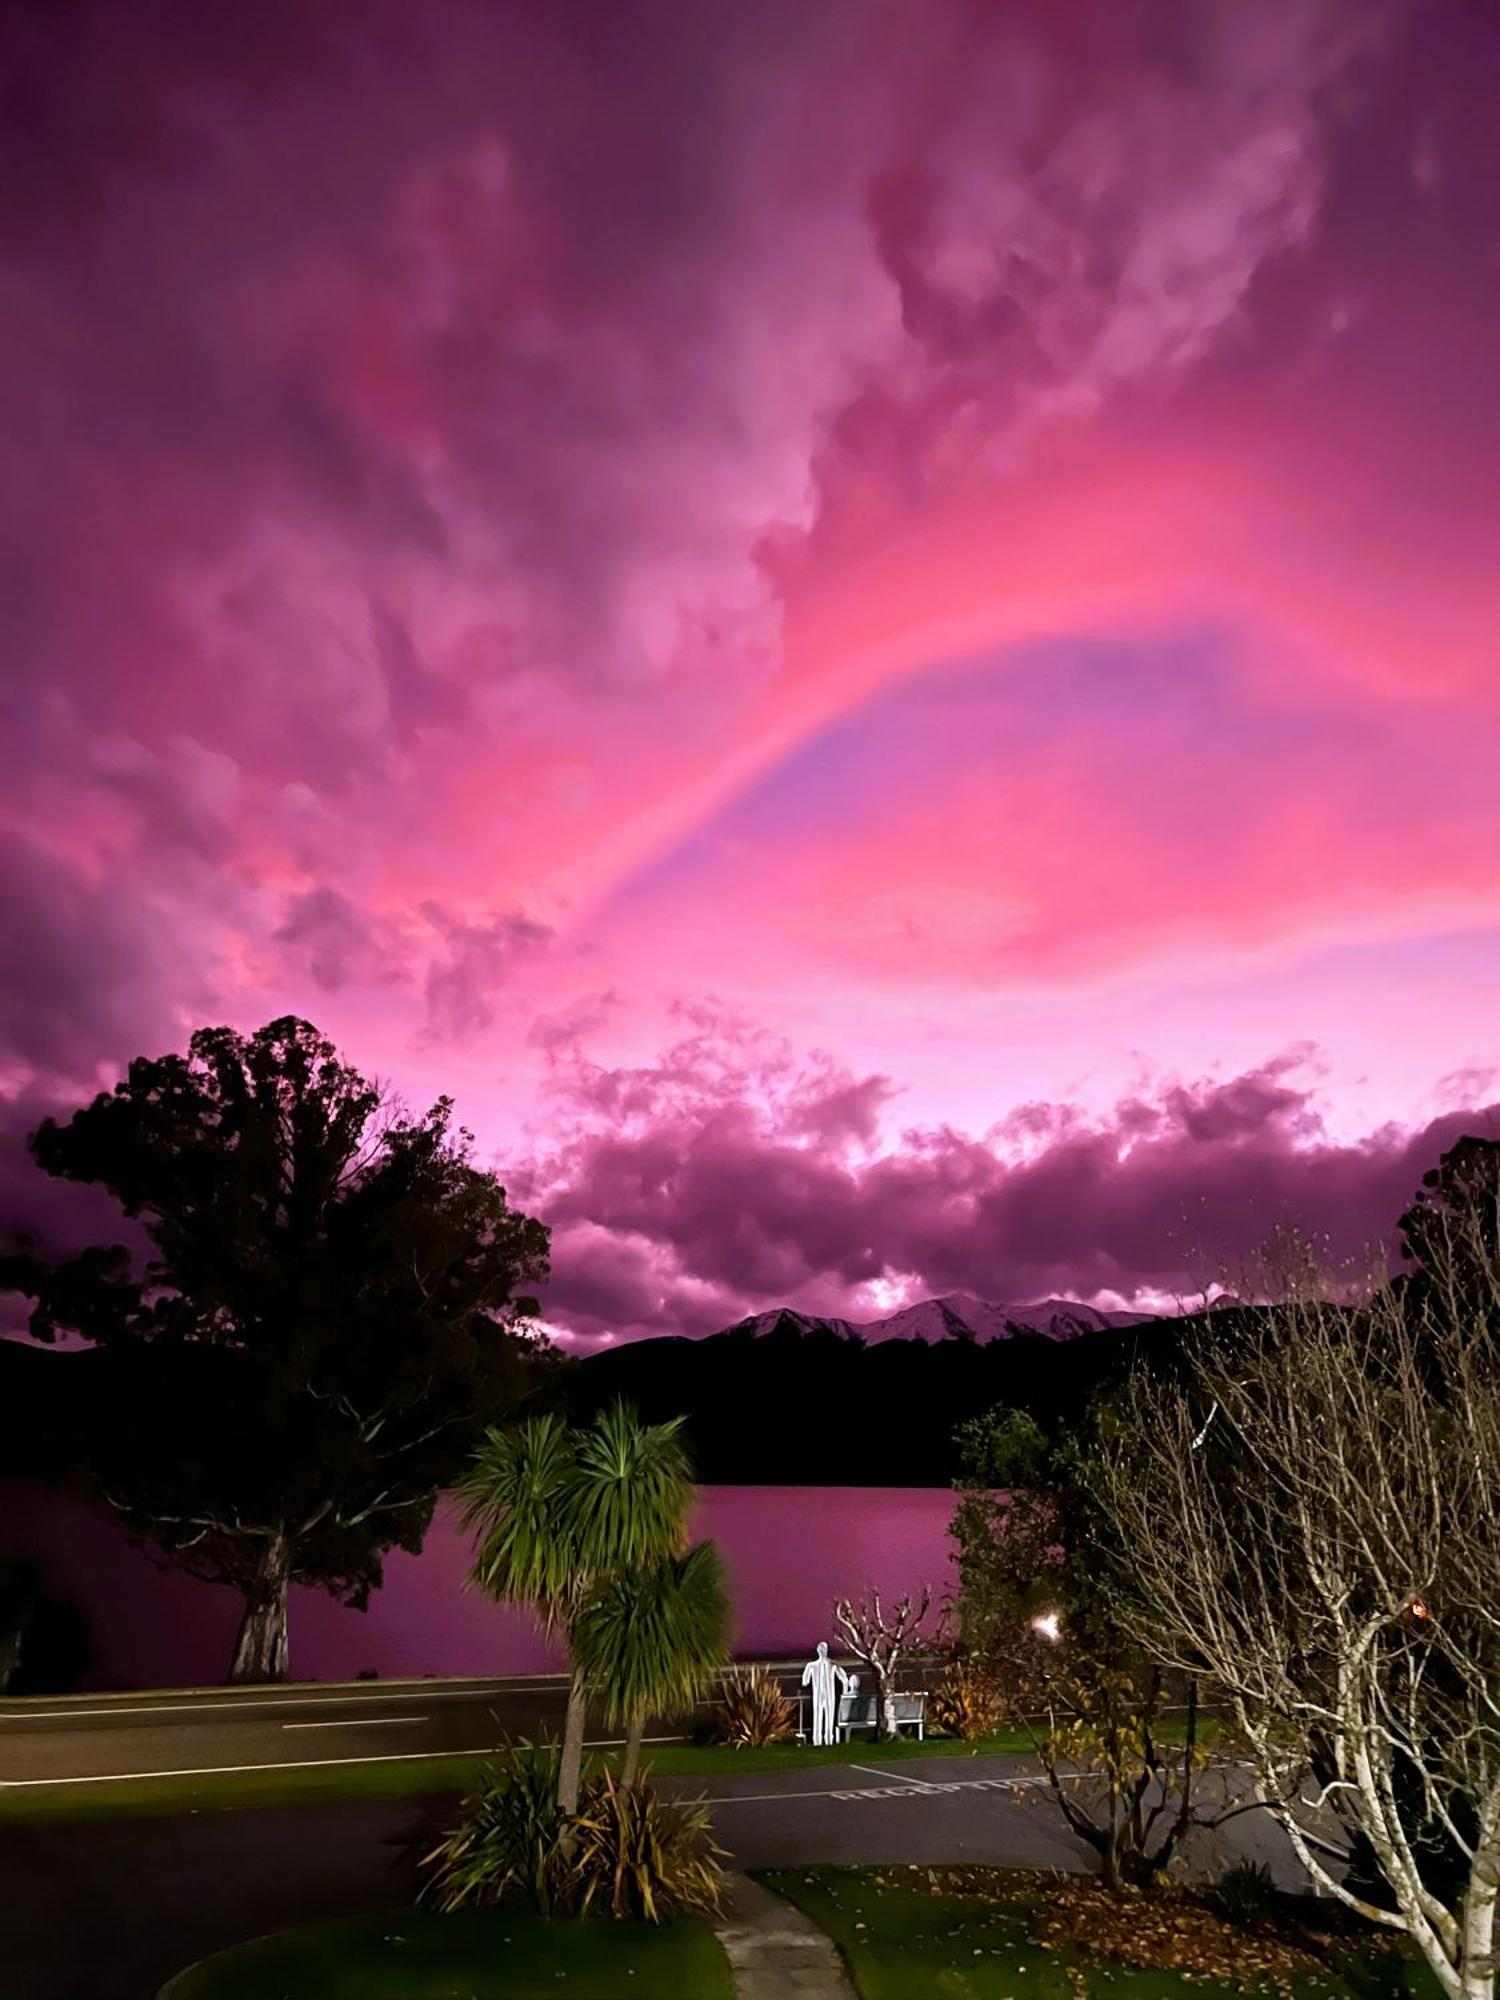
622, 1716, 644, 1785
557, 1672, 588, 1814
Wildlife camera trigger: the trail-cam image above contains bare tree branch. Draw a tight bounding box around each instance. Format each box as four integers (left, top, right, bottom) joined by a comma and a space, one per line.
1092, 1206, 1500, 2000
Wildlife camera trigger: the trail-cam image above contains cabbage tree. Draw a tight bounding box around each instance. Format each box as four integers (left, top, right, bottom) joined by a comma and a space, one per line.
460, 1403, 694, 1810
572, 1541, 730, 1781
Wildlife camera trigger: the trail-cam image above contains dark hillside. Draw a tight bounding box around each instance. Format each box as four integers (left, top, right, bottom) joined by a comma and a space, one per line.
2, 1305, 1249, 1491
567, 1310, 1224, 1484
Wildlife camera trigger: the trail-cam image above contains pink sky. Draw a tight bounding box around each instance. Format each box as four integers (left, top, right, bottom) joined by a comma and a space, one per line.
3, 0, 1499, 1343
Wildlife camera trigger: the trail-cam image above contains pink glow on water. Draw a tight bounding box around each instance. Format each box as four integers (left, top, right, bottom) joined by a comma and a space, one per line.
1, 1482, 957, 1690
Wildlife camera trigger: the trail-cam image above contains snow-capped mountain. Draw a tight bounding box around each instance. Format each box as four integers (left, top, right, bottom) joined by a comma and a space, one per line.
724, 1291, 1156, 1346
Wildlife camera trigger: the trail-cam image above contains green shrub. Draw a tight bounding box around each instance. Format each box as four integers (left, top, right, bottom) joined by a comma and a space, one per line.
569, 1771, 730, 1922
928, 1652, 1006, 1741
1215, 1859, 1279, 1925
710, 1663, 796, 1747
420, 1741, 569, 1917
421, 1748, 729, 1925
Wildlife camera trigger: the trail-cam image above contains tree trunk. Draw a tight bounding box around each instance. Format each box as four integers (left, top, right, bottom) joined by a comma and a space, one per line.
622, 1715, 644, 1786
1458, 1807, 1498, 2000
869, 1667, 888, 1739
879, 1666, 902, 1741
557, 1671, 588, 1815
229, 1534, 292, 1684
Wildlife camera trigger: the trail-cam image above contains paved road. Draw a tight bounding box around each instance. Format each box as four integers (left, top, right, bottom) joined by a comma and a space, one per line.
2, 1750, 1307, 2000
0, 1666, 835, 1788
2, 1673, 597, 1787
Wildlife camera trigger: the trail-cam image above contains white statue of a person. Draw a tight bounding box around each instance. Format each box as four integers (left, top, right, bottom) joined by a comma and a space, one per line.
801, 1640, 850, 1745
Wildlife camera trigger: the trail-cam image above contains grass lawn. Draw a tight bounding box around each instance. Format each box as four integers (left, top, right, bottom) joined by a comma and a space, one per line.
0, 1729, 1053, 1826
157, 1908, 733, 2000
760, 1868, 1441, 2000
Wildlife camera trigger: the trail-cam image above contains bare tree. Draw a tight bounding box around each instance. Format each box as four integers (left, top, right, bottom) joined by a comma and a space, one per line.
834, 1586, 933, 1741
1093, 1220, 1500, 2000
1002, 1628, 1226, 1892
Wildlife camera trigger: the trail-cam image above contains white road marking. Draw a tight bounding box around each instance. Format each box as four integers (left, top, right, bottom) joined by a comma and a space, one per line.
706, 1774, 1040, 1807
828, 1777, 1037, 1800
711, 1784, 909, 1807
0, 1736, 682, 1789
0, 1682, 571, 1723
848, 1763, 935, 1788
281, 1717, 427, 1731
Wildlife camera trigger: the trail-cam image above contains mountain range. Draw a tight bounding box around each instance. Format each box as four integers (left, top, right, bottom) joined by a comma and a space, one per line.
724, 1291, 1157, 1345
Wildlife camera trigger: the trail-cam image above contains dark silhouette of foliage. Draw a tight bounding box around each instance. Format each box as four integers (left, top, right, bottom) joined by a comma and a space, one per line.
0, 1556, 96, 1694
1399, 1132, 1500, 1334
0, 1017, 550, 1681
566, 1310, 1201, 1485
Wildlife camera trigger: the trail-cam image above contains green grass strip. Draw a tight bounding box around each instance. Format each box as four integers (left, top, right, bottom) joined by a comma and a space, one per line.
158, 1908, 732, 2000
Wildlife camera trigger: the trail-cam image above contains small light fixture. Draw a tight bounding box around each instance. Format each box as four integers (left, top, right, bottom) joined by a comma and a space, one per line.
1031, 1610, 1062, 1642
1409, 1597, 1431, 1622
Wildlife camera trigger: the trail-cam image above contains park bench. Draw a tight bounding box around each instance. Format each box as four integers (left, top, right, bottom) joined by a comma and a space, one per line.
836, 1687, 927, 1741
792, 1684, 929, 1741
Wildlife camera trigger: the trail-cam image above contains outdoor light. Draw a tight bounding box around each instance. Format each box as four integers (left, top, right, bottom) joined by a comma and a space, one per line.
1031, 1610, 1062, 1642
1409, 1598, 1432, 1621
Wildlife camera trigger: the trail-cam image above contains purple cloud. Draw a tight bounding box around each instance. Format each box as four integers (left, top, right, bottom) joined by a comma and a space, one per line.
520, 1026, 1498, 1340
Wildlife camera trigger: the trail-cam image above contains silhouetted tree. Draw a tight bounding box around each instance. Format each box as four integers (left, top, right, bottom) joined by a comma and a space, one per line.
0, 1558, 95, 1694
1400, 1134, 1500, 1334
2, 1018, 550, 1682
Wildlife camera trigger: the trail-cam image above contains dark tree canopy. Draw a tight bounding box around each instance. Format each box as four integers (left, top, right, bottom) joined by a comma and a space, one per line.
1398, 1132, 1500, 1331
2, 1017, 552, 1679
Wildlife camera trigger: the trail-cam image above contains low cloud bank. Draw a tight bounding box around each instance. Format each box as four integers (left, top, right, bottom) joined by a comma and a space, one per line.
519, 1024, 1498, 1344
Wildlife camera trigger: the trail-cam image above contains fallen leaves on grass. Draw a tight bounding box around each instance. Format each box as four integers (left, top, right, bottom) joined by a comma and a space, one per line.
866, 1868, 1404, 1994
1028, 1877, 1325, 1991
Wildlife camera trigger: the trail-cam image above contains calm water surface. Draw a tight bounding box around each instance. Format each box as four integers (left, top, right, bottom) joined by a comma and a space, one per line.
1, 1481, 957, 1689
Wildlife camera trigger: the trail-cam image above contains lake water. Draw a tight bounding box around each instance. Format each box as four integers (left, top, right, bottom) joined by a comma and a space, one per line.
0, 1481, 958, 1690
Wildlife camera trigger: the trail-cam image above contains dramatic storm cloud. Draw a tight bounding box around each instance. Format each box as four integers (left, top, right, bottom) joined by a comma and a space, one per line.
516, 1020, 1500, 1343
3, 0, 1498, 1337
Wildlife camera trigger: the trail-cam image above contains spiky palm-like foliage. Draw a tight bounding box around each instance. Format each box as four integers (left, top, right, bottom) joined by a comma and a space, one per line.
459, 1414, 580, 1631
1215, 1859, 1280, 1927
572, 1542, 730, 1778
711, 1663, 796, 1748
458, 1403, 697, 1809
568, 1770, 729, 1922
419, 1741, 569, 1916
422, 1753, 728, 1926
561, 1404, 695, 1574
